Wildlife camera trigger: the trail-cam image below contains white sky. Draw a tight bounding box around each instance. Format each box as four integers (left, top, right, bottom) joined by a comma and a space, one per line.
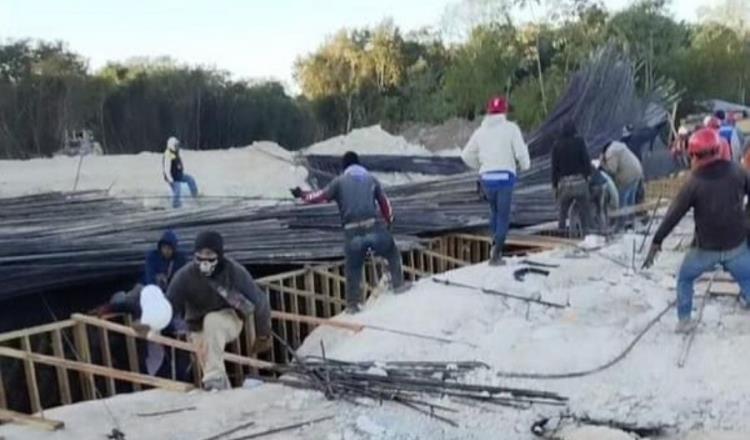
0, 0, 714, 87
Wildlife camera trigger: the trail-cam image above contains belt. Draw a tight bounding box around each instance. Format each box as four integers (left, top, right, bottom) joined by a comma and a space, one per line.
344, 218, 376, 230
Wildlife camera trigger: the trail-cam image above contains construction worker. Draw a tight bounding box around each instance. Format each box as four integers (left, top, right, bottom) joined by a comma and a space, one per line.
290, 152, 406, 313
163, 136, 199, 208
715, 110, 743, 162
167, 231, 272, 390
144, 230, 187, 291
643, 128, 750, 333
551, 120, 593, 236
461, 96, 531, 265
704, 116, 732, 163
600, 135, 644, 210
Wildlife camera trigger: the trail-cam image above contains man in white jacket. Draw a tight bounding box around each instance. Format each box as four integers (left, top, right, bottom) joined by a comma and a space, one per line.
461, 96, 531, 265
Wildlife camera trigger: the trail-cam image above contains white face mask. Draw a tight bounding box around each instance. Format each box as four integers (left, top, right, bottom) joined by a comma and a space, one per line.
196, 258, 218, 276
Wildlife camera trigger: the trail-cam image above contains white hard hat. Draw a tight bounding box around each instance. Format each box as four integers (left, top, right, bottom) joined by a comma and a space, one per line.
139, 285, 173, 332
678, 126, 689, 136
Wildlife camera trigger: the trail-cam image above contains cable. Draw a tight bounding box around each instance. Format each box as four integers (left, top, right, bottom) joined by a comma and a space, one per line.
495, 299, 676, 380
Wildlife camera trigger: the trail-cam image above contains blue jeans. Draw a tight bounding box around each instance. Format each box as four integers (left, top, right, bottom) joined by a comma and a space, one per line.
481, 183, 514, 250
344, 225, 403, 305
170, 174, 198, 208
676, 244, 750, 320
619, 179, 640, 208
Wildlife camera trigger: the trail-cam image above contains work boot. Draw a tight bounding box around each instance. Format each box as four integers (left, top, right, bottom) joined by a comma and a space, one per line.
489, 245, 505, 266
675, 318, 698, 334
392, 282, 413, 295
202, 375, 230, 392
345, 303, 361, 314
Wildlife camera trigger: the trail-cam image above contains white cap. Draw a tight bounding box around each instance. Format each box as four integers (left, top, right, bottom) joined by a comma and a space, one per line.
167, 136, 180, 151
139, 285, 173, 332
678, 126, 689, 136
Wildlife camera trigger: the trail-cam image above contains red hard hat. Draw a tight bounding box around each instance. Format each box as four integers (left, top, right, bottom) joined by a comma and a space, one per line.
688, 128, 722, 167
487, 96, 508, 114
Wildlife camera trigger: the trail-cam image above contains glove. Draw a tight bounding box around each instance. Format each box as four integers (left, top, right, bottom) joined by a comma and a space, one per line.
642, 243, 661, 269
252, 335, 273, 354
290, 186, 303, 199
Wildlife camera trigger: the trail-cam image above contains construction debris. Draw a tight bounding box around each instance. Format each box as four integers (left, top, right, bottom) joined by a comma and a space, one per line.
432, 277, 567, 308
513, 267, 551, 282
279, 356, 567, 427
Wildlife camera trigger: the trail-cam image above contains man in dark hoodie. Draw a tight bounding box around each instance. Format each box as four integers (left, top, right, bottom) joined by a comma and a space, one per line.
167, 231, 272, 390
643, 128, 750, 334
144, 230, 187, 291
551, 121, 593, 235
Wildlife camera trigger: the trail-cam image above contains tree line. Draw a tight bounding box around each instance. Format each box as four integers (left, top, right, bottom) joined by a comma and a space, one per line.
1, 0, 749, 159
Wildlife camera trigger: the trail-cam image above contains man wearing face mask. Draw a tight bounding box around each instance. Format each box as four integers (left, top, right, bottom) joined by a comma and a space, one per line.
167, 231, 272, 390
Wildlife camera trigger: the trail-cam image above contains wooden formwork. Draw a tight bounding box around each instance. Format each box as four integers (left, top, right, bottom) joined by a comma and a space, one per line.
645, 173, 689, 201
0, 232, 554, 420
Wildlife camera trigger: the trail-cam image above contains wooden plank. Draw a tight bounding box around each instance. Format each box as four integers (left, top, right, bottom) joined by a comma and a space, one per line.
304, 268, 317, 331
332, 267, 343, 314
229, 338, 243, 386
98, 327, 116, 396
73, 324, 96, 400
0, 320, 76, 343
288, 276, 301, 348
243, 318, 258, 377
271, 311, 364, 332
122, 315, 142, 392
0, 346, 193, 393
418, 249, 469, 268
71, 314, 276, 370
0, 365, 7, 409
20, 336, 42, 414
51, 329, 72, 406
275, 281, 289, 363
0, 408, 64, 431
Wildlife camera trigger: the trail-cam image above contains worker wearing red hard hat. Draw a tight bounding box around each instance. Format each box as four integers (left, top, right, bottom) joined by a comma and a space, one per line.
461, 96, 530, 266
644, 127, 750, 334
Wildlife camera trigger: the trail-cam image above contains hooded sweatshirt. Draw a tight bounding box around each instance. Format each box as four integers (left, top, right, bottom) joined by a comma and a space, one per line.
143, 230, 187, 287
167, 256, 271, 336
461, 114, 531, 177
601, 141, 644, 189
551, 122, 592, 188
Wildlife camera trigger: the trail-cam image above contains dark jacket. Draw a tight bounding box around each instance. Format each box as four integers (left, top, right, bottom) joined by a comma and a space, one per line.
143, 230, 187, 288
653, 161, 750, 250
551, 125, 592, 189
167, 256, 271, 336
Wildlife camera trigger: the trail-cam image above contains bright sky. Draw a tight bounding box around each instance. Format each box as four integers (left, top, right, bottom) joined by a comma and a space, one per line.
0, 0, 713, 87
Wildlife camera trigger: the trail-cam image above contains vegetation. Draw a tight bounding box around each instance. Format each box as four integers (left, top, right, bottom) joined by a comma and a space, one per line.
2, 0, 750, 158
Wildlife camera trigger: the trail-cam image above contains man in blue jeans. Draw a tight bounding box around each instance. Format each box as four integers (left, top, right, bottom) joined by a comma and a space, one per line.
163, 136, 199, 208
643, 128, 750, 333
290, 151, 405, 313
462, 96, 530, 265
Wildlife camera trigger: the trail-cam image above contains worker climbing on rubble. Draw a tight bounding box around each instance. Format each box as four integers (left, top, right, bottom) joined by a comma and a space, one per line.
167, 231, 272, 390
643, 128, 750, 334
600, 133, 644, 210
289, 151, 406, 313
551, 120, 593, 236
163, 136, 199, 208
461, 96, 531, 265
144, 229, 187, 291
